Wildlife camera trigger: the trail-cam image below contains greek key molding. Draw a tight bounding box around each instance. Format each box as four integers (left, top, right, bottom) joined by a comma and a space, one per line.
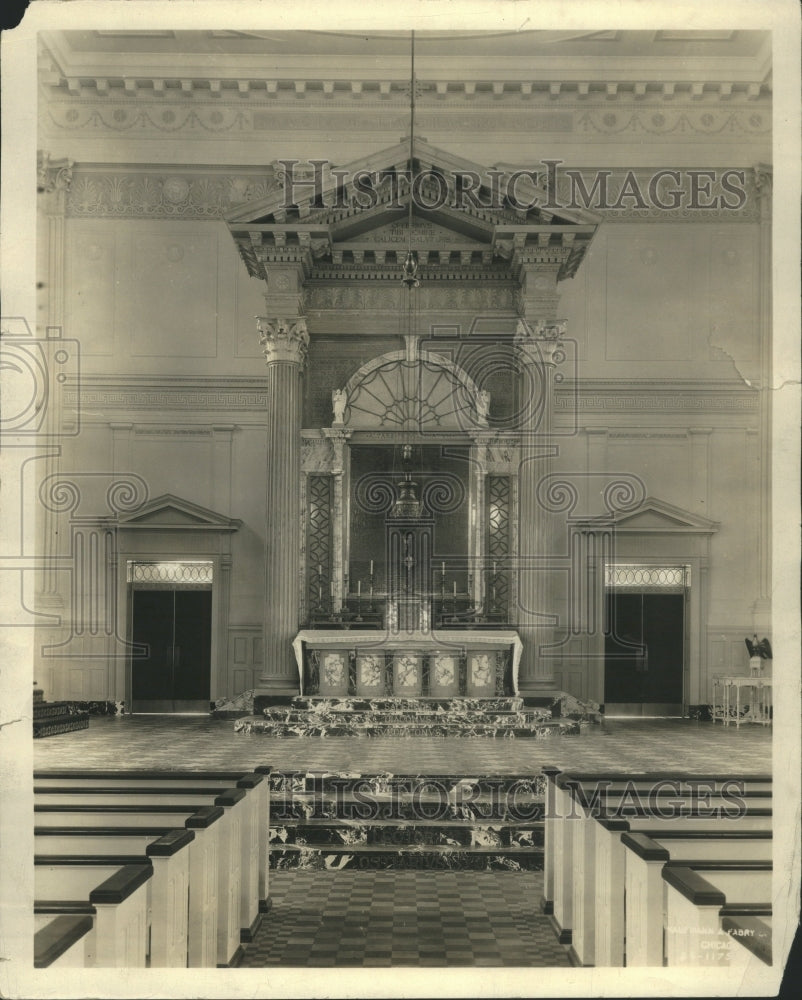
555, 384, 759, 412
62, 378, 269, 411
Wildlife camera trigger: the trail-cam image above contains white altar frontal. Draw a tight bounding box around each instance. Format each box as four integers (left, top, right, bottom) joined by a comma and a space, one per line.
292, 630, 523, 698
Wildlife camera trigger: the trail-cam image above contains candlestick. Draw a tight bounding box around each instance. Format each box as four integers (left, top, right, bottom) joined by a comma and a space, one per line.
441, 561, 445, 576
493, 560, 497, 576
453, 580, 457, 597
358, 580, 361, 596
318, 564, 322, 577
330, 581, 334, 597
370, 560, 374, 575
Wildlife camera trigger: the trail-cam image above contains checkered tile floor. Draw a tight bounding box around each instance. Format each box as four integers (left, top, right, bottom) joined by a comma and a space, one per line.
239, 871, 570, 967
33, 714, 771, 773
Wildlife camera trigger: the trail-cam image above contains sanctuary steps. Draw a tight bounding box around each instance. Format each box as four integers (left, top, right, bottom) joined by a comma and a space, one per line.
267, 770, 548, 871
234, 696, 583, 738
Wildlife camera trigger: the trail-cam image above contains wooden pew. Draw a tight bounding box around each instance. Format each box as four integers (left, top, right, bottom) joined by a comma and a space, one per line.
543, 768, 771, 965
662, 865, 772, 966
34, 802, 236, 966
541, 768, 772, 964
542, 768, 772, 924
33, 768, 271, 919
34, 914, 94, 968
622, 832, 772, 966
35, 829, 194, 968
593, 812, 772, 967
35, 863, 152, 967
34, 784, 259, 952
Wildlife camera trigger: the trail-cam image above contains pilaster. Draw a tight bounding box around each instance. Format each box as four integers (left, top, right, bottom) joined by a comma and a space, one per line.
35, 153, 73, 610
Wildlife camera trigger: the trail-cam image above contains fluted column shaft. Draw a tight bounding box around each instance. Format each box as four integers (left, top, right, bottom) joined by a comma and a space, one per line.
515, 319, 563, 695
257, 317, 308, 693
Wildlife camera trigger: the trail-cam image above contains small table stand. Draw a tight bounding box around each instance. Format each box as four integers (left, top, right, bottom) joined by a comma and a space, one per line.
712, 673, 773, 727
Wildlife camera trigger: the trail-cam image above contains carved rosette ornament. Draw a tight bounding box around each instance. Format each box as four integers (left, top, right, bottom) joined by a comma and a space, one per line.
256, 317, 309, 366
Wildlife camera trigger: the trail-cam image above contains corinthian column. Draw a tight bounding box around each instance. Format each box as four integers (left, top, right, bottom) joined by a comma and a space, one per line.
515, 316, 564, 696
255, 316, 309, 698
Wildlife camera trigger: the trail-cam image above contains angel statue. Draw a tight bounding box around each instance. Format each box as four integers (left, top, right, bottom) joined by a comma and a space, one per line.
332, 388, 347, 425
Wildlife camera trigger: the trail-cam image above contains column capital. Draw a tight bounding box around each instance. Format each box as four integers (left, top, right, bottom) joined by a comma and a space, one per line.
514, 317, 567, 364
256, 316, 309, 366
37, 150, 73, 214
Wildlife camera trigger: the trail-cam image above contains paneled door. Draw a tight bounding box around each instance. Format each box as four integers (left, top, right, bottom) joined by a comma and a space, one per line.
604, 592, 684, 716
131, 589, 212, 712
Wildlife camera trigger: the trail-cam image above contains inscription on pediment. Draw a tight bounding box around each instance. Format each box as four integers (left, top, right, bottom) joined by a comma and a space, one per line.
341, 220, 482, 248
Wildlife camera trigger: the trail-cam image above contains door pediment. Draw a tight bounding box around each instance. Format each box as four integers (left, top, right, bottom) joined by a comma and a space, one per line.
609, 497, 719, 534
117, 493, 242, 532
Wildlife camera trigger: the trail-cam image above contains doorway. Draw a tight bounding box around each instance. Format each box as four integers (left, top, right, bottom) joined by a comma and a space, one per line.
129, 562, 213, 713
604, 591, 685, 716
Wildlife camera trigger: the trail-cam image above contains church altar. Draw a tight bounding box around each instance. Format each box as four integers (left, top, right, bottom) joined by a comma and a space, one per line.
292, 629, 523, 698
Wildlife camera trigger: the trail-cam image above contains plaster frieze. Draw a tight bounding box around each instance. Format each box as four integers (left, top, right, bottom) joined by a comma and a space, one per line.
63, 165, 761, 223
42, 101, 771, 151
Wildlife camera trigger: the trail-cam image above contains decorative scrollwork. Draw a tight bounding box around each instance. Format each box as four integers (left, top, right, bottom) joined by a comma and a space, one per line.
603, 477, 647, 514
353, 475, 398, 515
421, 474, 466, 515
38, 476, 81, 514
106, 475, 150, 514
536, 476, 580, 515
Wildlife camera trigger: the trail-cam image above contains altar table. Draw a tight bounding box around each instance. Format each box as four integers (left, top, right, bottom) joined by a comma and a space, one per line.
292, 629, 523, 697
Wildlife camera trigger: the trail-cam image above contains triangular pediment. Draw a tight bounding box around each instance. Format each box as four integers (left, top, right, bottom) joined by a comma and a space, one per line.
610, 497, 719, 533
117, 494, 242, 531
227, 137, 600, 283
